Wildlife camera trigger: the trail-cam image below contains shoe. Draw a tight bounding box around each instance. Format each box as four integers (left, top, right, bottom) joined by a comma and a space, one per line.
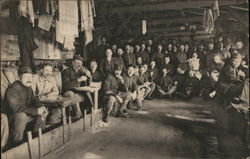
146, 96, 153, 100
136, 107, 142, 111
116, 112, 127, 118
103, 118, 108, 123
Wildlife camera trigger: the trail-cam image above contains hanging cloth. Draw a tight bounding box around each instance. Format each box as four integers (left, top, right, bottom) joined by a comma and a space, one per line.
212, 0, 220, 20
80, 0, 95, 45
19, 0, 35, 26
18, 16, 38, 73
202, 10, 207, 31
204, 9, 214, 33
57, 1, 78, 50
142, 20, 147, 35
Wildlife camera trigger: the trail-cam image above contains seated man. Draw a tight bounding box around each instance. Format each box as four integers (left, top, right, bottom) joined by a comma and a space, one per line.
156, 68, 177, 98
89, 60, 104, 82
102, 65, 131, 122
199, 69, 220, 100
5, 67, 48, 145
137, 65, 156, 100
176, 70, 201, 100
33, 64, 61, 125
217, 53, 245, 105
123, 65, 143, 110
227, 78, 249, 146
62, 55, 88, 118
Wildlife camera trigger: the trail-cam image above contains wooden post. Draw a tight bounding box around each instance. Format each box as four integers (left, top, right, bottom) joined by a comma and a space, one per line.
91, 107, 94, 127
94, 90, 98, 110
27, 131, 34, 159
62, 107, 66, 144
83, 109, 87, 131
68, 113, 72, 142
38, 128, 43, 159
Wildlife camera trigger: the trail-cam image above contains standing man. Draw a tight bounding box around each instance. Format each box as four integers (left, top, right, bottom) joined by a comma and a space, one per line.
5, 67, 48, 145
151, 44, 165, 69
123, 44, 136, 67
99, 49, 116, 77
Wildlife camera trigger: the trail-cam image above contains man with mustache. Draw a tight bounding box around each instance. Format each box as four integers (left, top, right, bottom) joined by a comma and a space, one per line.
102, 64, 130, 122
4, 67, 48, 145
33, 64, 61, 125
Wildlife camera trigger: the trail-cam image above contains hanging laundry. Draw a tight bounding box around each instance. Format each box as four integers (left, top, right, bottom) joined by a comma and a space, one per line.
57, 1, 78, 50
80, 0, 95, 45
19, 0, 35, 25
17, 16, 38, 73
203, 9, 214, 34
203, 10, 207, 31
212, 0, 220, 20
142, 20, 147, 35
38, 12, 53, 31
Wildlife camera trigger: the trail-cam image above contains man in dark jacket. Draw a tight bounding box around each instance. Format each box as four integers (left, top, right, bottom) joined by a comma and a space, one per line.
89, 60, 104, 82
99, 49, 116, 77
123, 65, 143, 110
217, 53, 245, 105
62, 55, 89, 118
102, 65, 130, 122
4, 67, 47, 145
148, 61, 159, 82
151, 44, 165, 69
114, 48, 126, 73
123, 44, 136, 67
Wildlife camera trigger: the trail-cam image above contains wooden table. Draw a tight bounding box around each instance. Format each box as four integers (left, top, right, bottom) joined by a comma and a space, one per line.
40, 96, 82, 143
74, 86, 100, 110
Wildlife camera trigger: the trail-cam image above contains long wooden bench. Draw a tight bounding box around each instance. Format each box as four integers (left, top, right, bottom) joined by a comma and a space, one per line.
1, 108, 103, 159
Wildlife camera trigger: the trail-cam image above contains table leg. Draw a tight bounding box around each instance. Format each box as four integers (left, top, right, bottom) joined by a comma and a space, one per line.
62, 107, 66, 143
94, 91, 98, 110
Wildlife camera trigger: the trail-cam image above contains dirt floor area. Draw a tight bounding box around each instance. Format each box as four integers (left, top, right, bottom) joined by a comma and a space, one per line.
44, 97, 248, 159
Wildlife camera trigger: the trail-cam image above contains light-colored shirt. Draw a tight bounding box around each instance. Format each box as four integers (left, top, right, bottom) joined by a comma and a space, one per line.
33, 75, 59, 99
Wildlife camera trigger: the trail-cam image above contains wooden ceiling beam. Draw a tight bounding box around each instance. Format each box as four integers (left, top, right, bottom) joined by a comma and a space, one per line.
147, 16, 203, 26
229, 6, 249, 11
111, 0, 245, 14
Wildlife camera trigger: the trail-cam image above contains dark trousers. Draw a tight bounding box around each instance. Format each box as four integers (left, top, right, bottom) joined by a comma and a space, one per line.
227, 107, 248, 144
10, 112, 45, 144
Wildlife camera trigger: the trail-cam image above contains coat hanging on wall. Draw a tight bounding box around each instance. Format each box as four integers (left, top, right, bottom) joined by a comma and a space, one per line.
18, 16, 38, 73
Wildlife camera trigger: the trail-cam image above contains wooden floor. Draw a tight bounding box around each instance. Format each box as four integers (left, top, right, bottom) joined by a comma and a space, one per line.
43, 97, 247, 159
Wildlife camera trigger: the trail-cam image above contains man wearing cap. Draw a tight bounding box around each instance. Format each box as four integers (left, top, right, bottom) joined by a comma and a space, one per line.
62, 55, 90, 118
102, 64, 130, 122
4, 67, 48, 145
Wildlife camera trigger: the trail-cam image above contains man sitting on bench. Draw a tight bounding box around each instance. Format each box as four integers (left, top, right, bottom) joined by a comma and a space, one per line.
4, 67, 48, 145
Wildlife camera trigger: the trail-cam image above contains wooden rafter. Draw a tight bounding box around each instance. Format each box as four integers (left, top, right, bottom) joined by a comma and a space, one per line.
111, 0, 246, 13
229, 6, 249, 11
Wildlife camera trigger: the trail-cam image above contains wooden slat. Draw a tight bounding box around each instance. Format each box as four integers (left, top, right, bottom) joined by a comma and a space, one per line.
38, 129, 43, 159
2, 142, 29, 159
42, 126, 64, 156
27, 131, 34, 159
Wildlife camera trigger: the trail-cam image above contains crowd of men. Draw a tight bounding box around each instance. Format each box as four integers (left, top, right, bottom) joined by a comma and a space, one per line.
1, 35, 249, 151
